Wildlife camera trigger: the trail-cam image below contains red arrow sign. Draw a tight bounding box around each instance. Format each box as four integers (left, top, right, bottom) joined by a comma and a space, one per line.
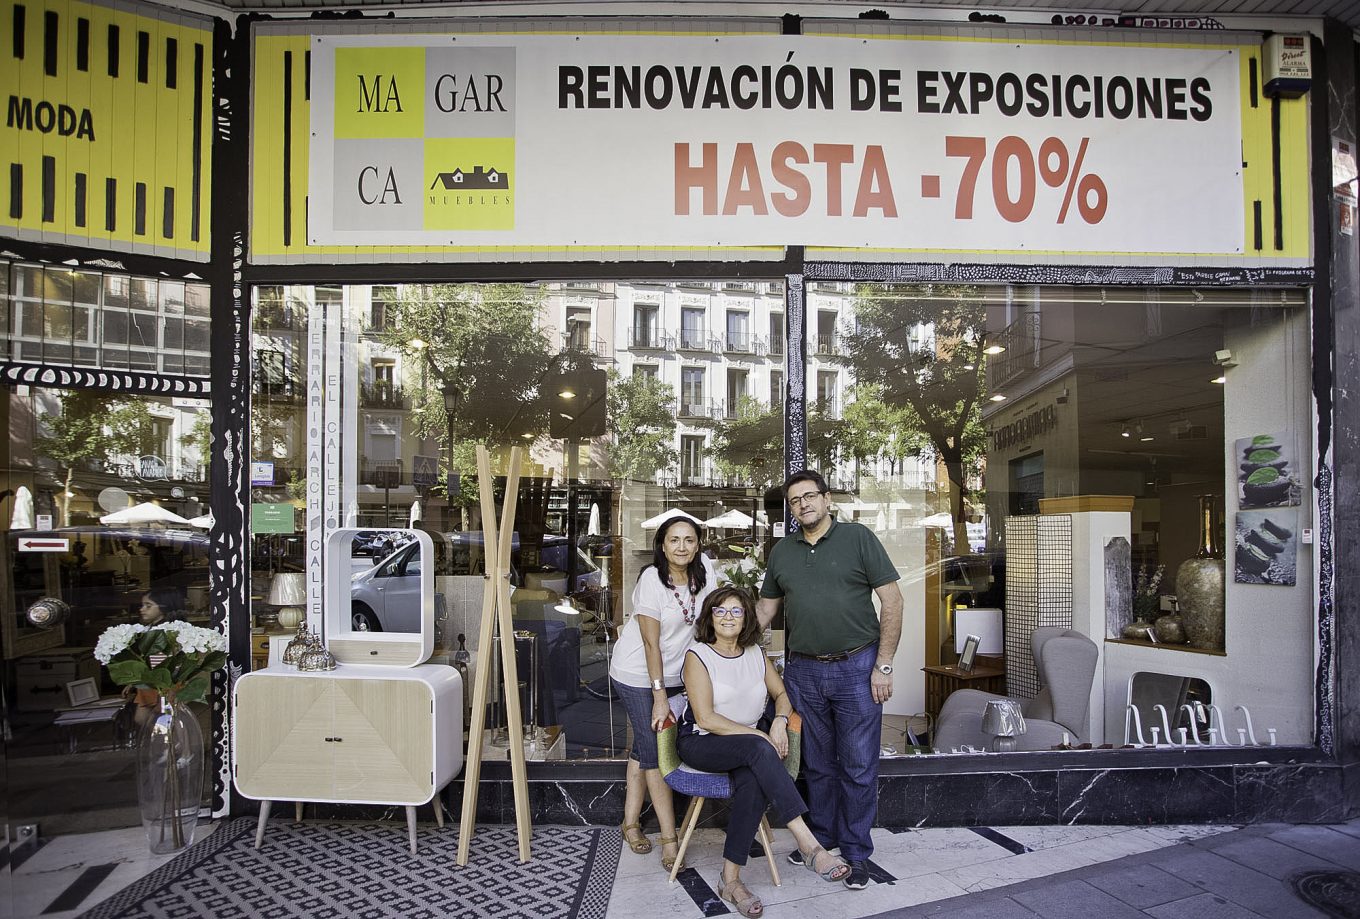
17, 538, 69, 553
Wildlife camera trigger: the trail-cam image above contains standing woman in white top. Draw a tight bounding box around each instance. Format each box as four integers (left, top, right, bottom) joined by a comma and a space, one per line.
680, 587, 849, 918
608, 515, 715, 871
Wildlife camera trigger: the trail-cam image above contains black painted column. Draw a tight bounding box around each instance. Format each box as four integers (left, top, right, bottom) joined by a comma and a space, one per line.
207, 16, 252, 816
783, 270, 807, 528
1315, 20, 1360, 808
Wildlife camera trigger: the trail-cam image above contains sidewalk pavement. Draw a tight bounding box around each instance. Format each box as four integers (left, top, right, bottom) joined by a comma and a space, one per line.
870, 820, 1360, 919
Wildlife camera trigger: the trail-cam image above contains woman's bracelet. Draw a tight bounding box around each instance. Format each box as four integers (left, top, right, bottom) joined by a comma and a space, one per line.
650, 678, 665, 692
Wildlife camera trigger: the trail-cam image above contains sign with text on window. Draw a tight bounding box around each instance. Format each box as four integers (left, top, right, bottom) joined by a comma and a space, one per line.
308, 33, 1248, 254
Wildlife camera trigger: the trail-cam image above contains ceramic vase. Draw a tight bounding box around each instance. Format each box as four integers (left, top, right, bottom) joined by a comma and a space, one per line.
1177, 495, 1225, 651
136, 697, 203, 854
1153, 613, 1187, 644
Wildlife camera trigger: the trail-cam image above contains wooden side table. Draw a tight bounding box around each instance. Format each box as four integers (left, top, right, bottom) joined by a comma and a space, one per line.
922, 663, 1007, 725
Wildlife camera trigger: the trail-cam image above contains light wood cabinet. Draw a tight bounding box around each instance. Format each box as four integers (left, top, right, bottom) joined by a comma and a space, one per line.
233, 664, 463, 853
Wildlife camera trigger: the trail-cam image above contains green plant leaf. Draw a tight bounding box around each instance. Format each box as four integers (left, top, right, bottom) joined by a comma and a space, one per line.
177, 674, 211, 704
147, 666, 174, 690
108, 660, 151, 685
197, 651, 228, 673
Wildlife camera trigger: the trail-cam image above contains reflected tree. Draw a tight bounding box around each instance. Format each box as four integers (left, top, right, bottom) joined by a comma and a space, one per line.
377, 283, 553, 512
710, 397, 844, 487
605, 370, 678, 482
839, 383, 930, 476
36, 391, 152, 526
841, 284, 988, 550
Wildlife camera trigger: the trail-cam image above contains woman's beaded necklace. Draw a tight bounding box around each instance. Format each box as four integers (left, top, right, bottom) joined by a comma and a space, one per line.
669, 571, 697, 625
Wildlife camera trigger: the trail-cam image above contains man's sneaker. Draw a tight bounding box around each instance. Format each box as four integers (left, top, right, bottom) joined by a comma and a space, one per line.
786, 849, 805, 866
843, 860, 870, 890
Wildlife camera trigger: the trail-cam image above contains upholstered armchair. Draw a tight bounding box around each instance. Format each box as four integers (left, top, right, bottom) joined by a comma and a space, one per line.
933, 627, 1099, 753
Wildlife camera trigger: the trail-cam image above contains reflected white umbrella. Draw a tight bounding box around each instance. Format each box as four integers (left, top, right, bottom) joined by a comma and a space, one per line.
187, 513, 214, 529
874, 508, 888, 531
704, 509, 754, 529
10, 486, 34, 530
99, 502, 192, 527
409, 499, 422, 528
918, 512, 956, 528
587, 502, 602, 537
640, 509, 703, 529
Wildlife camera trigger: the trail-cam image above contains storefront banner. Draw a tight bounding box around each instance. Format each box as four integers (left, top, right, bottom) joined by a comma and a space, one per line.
308, 34, 1243, 254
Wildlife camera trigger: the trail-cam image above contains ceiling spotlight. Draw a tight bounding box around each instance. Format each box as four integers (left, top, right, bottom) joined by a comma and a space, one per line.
558, 387, 577, 399
983, 344, 1006, 355
1140, 435, 1155, 442
1120, 425, 1131, 438
963, 362, 976, 370
1211, 376, 1226, 384
989, 393, 1007, 402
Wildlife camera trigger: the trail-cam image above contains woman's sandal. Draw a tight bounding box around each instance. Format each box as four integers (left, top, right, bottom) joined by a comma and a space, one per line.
801, 845, 851, 882
620, 823, 652, 855
658, 835, 685, 872
718, 878, 764, 918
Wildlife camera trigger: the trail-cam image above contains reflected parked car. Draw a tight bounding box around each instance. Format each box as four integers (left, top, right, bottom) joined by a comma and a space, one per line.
348, 532, 601, 632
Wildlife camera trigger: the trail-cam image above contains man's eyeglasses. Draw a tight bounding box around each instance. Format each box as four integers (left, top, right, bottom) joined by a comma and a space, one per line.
712, 606, 746, 619
787, 491, 826, 508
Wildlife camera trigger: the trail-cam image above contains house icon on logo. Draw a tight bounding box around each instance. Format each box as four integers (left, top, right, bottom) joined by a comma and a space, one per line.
429, 166, 508, 190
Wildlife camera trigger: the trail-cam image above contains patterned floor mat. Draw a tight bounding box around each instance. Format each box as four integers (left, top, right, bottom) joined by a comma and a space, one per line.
78, 818, 620, 919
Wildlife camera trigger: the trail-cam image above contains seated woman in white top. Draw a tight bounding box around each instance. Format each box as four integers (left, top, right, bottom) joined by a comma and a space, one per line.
679, 587, 849, 918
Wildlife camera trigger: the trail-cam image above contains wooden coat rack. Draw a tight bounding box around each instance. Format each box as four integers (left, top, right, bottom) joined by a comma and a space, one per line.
457, 445, 532, 864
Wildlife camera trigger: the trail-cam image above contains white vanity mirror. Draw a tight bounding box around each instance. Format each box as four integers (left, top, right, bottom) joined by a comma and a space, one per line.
325, 527, 434, 667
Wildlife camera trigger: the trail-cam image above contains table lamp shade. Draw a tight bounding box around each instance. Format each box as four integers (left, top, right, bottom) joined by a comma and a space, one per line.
981, 699, 1026, 737
267, 573, 307, 606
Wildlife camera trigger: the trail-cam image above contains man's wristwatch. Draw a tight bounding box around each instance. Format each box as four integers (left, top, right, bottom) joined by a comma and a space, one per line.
876, 663, 894, 676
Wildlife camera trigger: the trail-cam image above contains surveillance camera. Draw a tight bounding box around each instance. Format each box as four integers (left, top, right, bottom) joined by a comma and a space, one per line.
1213, 349, 1237, 367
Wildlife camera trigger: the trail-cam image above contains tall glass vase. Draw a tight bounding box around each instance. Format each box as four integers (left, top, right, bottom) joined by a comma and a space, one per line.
136, 696, 203, 854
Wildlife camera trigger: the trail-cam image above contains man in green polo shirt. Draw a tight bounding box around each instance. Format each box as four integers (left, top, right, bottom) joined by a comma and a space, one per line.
756, 469, 902, 891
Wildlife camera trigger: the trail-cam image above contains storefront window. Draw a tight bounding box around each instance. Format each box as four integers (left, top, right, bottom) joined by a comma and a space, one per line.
260, 279, 1312, 764
831, 283, 1312, 755
2, 385, 213, 835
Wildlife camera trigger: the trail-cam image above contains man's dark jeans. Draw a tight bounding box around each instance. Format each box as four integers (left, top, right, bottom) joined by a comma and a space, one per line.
782, 642, 882, 862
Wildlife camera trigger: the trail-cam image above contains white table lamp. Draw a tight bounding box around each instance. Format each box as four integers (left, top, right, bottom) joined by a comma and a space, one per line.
267, 573, 307, 630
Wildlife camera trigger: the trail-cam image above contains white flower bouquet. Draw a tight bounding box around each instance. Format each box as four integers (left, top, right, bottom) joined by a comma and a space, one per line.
718, 546, 766, 594
95, 621, 228, 704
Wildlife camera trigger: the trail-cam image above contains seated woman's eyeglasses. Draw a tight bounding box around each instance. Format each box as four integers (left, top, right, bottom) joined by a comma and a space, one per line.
787, 491, 824, 507
712, 606, 746, 619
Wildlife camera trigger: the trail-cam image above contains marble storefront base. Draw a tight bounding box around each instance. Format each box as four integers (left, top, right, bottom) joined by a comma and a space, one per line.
230, 750, 1355, 828
439, 749, 1354, 828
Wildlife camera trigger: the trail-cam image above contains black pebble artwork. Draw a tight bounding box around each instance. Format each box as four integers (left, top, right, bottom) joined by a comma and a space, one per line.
1234, 509, 1297, 586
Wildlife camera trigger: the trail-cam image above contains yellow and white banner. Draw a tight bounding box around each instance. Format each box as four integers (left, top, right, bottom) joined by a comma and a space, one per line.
308, 33, 1244, 255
